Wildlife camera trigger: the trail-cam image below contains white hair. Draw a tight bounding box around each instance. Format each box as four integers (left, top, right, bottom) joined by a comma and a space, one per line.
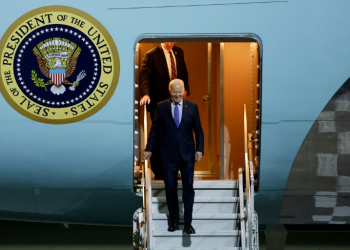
169, 79, 184, 90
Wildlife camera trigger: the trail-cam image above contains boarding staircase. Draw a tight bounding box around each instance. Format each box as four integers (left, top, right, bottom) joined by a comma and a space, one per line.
133, 105, 259, 250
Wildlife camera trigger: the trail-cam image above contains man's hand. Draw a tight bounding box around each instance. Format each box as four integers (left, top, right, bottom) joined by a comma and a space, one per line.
140, 95, 151, 106
195, 152, 202, 162
143, 151, 152, 160
183, 90, 188, 98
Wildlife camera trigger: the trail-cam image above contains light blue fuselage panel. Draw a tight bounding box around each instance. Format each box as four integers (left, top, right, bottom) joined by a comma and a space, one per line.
0, 0, 350, 227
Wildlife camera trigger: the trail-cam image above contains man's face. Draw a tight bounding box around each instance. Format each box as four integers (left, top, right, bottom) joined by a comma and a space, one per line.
169, 83, 184, 103
162, 43, 175, 51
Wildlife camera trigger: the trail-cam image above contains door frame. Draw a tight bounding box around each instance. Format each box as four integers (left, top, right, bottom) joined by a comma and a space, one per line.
134, 34, 263, 181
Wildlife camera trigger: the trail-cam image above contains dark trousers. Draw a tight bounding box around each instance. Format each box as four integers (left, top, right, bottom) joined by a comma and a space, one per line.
149, 109, 163, 180
162, 156, 195, 224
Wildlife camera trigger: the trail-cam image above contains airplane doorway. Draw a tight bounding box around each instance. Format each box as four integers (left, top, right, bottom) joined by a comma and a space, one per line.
134, 37, 261, 181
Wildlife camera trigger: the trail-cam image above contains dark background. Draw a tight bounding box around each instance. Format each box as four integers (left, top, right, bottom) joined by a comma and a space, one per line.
0, 220, 349, 250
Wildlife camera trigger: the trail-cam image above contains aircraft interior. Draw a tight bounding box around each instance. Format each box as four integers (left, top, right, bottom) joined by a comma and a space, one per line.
134, 38, 261, 181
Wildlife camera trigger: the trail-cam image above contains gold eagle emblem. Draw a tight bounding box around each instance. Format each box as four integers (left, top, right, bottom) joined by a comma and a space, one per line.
32, 38, 86, 95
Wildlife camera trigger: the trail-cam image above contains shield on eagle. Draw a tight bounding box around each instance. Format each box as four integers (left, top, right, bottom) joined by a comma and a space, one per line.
50, 68, 66, 86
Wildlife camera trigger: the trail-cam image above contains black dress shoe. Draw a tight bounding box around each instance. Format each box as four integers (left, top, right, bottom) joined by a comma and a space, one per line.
168, 222, 179, 232
183, 224, 196, 234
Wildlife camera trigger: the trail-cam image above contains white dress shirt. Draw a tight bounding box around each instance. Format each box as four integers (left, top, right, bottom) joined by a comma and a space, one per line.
161, 44, 177, 79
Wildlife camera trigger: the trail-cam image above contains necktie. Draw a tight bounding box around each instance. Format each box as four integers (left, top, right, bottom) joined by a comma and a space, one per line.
174, 103, 179, 128
169, 51, 177, 80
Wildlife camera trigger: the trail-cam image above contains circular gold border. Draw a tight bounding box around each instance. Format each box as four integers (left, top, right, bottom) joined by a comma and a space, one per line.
0, 5, 120, 124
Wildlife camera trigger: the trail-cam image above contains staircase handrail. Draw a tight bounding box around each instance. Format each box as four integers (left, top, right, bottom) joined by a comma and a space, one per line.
146, 167, 153, 249
142, 106, 154, 249
238, 167, 246, 250
141, 106, 147, 249
243, 104, 254, 249
248, 133, 255, 213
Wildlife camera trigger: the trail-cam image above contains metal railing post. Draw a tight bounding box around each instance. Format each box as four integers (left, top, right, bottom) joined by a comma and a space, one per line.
141, 162, 147, 250
143, 106, 148, 249
243, 104, 253, 249
238, 168, 246, 250
142, 106, 155, 250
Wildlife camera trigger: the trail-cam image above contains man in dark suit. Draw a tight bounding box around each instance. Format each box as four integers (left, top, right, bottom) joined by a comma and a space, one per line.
140, 43, 189, 180
143, 79, 204, 234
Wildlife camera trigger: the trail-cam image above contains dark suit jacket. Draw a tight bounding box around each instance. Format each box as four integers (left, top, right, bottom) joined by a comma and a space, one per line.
140, 45, 189, 111
145, 98, 204, 162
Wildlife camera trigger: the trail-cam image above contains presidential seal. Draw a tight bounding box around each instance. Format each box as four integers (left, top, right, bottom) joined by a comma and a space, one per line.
0, 6, 120, 124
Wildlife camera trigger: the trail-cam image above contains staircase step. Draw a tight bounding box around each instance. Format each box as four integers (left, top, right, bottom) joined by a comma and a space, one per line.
152, 196, 239, 203
154, 247, 241, 250
153, 219, 238, 231
152, 197, 239, 214
153, 213, 239, 231
153, 230, 240, 248
153, 213, 239, 220
152, 180, 238, 198
153, 230, 240, 237
152, 188, 238, 197
153, 201, 238, 214
152, 180, 238, 190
